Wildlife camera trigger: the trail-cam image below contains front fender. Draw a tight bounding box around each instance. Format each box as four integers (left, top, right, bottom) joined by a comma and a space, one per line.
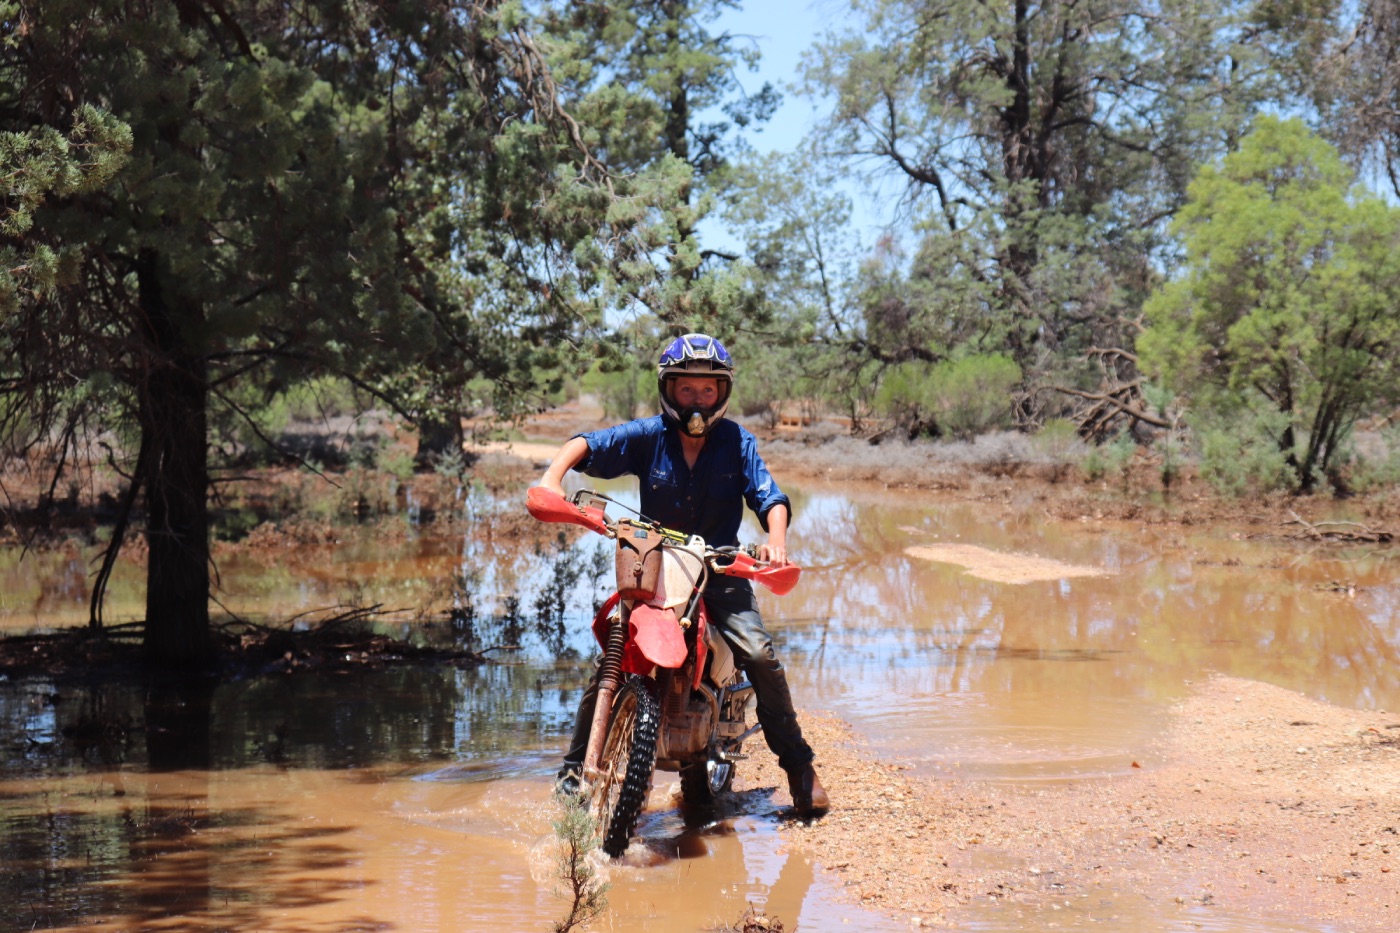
626, 603, 687, 670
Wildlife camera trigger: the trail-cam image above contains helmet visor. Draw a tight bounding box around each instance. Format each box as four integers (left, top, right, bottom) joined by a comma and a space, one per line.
658, 333, 733, 372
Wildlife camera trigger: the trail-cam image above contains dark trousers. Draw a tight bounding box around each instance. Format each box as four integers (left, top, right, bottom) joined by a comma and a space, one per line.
561, 576, 814, 775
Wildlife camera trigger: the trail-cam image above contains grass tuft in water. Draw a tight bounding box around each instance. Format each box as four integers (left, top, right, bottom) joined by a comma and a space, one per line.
550, 794, 609, 933
708, 903, 786, 932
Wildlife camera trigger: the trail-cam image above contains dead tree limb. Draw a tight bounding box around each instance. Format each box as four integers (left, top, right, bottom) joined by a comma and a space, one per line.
1041, 382, 1171, 439
1283, 510, 1393, 543
1036, 345, 1174, 442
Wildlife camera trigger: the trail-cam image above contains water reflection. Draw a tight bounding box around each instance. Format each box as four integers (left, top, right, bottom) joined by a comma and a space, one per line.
768, 486, 1400, 785
1, 478, 1398, 932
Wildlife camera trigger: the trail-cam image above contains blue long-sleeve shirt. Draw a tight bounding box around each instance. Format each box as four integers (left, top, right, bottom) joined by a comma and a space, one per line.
573, 415, 791, 547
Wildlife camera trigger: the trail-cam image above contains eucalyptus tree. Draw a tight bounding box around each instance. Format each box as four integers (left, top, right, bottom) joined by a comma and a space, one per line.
717, 150, 878, 422
539, 0, 778, 327
1139, 118, 1400, 492
804, 0, 1279, 400
1302, 0, 1400, 197
1, 0, 684, 666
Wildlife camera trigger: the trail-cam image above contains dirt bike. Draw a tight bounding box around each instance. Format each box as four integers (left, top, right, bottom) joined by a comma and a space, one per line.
527, 485, 801, 857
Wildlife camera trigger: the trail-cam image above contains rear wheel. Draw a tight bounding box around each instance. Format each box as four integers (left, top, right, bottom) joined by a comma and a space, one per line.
592, 675, 660, 857
679, 751, 736, 808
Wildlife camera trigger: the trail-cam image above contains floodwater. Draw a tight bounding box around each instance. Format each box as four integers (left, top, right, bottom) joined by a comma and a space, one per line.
2, 477, 1398, 933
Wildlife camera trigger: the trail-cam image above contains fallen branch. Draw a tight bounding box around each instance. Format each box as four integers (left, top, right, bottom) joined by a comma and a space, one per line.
1283, 510, 1393, 543
1040, 382, 1171, 439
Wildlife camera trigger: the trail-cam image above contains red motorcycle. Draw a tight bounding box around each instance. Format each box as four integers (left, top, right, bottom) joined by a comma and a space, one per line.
527, 486, 801, 857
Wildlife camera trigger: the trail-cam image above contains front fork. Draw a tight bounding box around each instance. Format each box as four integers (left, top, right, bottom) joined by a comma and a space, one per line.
582, 604, 629, 781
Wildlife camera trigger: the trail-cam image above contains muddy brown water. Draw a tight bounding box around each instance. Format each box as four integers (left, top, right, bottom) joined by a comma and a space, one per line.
2, 478, 1397, 932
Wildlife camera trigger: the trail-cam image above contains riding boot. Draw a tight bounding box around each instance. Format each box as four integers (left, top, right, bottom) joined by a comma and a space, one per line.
786, 763, 830, 815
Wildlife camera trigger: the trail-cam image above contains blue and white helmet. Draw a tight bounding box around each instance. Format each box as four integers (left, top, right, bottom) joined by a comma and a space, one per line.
657, 333, 734, 437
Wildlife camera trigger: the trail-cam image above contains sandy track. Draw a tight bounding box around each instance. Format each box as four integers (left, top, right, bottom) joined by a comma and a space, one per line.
467, 440, 562, 464
904, 543, 1109, 584
740, 676, 1399, 930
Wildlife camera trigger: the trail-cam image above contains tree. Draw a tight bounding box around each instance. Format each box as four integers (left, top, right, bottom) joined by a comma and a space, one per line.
1, 0, 681, 666
539, 0, 778, 328
1, 102, 131, 315
1325, 0, 1400, 197
1138, 117, 1400, 492
1261, 0, 1400, 198
718, 151, 870, 421
802, 0, 1278, 403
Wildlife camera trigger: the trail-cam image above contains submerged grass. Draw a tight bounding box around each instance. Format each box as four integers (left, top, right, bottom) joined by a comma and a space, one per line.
550, 794, 609, 933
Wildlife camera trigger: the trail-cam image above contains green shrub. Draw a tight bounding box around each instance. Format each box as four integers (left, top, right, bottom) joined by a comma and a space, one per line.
581, 359, 650, 422
210, 376, 368, 466
873, 362, 938, 435
930, 353, 1020, 439
1034, 418, 1082, 457
374, 443, 416, 483
874, 353, 1020, 439
1154, 431, 1186, 489
1083, 433, 1136, 482
1196, 409, 1294, 496
550, 794, 608, 932
1341, 426, 1400, 493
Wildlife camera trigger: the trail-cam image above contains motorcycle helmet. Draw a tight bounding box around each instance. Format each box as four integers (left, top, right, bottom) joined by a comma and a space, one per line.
657, 333, 734, 437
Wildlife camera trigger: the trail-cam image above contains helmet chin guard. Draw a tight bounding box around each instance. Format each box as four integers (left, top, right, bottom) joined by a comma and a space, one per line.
657, 334, 734, 437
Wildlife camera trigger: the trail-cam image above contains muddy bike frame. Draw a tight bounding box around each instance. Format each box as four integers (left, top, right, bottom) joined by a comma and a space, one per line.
526, 485, 800, 854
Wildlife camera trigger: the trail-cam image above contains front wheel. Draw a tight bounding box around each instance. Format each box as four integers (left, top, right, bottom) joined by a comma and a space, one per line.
592, 675, 660, 857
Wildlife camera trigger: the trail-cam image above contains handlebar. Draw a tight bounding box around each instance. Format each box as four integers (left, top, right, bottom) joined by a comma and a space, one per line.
526, 485, 611, 536
525, 486, 801, 596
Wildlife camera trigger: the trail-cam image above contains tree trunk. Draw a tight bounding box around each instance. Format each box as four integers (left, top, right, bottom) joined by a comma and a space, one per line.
136, 249, 213, 667
414, 413, 464, 470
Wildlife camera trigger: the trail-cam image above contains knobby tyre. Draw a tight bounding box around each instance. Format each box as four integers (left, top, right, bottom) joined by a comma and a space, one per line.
593, 675, 660, 857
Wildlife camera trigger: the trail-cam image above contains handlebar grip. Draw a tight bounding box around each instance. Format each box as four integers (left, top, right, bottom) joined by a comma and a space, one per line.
526, 486, 609, 535
717, 549, 802, 595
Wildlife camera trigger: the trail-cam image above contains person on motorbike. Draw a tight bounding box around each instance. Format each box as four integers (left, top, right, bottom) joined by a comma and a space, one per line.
538, 332, 830, 816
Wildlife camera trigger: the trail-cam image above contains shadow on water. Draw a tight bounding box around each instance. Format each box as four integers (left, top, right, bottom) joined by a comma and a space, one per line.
0, 660, 593, 933
5, 796, 361, 932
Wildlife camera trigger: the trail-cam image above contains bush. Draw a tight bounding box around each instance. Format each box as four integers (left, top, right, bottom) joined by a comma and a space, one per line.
1155, 432, 1185, 489
930, 354, 1021, 439
1195, 408, 1294, 496
550, 794, 609, 933
1339, 425, 1400, 493
872, 362, 939, 436
1032, 418, 1086, 461
873, 353, 1020, 439
581, 360, 650, 422
1082, 433, 1136, 482
374, 443, 416, 483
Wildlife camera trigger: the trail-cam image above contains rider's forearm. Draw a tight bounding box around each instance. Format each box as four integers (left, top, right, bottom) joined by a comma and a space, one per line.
765, 503, 789, 543
764, 503, 789, 565
540, 436, 590, 494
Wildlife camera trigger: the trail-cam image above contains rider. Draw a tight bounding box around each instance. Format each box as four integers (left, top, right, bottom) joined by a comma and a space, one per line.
539, 333, 830, 815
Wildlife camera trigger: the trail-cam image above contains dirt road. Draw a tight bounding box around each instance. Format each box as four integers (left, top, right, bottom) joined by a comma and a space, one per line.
743, 676, 1399, 930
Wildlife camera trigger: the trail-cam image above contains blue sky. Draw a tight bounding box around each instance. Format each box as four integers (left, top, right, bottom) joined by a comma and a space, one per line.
702, 1, 887, 255
711, 1, 842, 155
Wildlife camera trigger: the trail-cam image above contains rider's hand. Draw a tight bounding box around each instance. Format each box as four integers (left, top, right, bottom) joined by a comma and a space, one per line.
759, 543, 789, 567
